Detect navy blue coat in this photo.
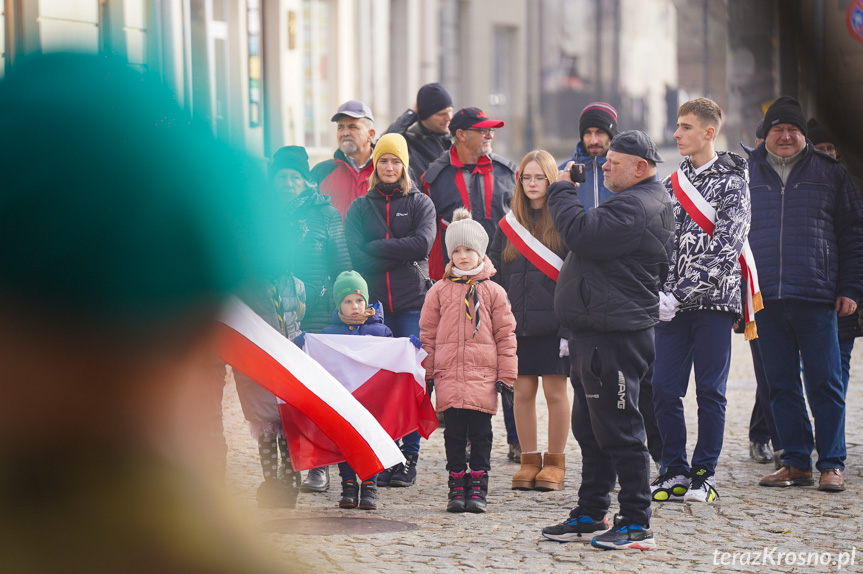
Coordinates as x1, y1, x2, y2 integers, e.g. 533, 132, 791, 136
319, 301, 393, 337
748, 142, 863, 305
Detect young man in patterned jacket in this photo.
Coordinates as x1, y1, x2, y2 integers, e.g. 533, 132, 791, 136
650, 98, 751, 504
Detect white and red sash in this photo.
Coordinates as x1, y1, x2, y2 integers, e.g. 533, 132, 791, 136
670, 168, 763, 340
498, 211, 564, 282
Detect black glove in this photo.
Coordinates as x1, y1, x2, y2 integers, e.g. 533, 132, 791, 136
426, 378, 434, 395
496, 380, 514, 409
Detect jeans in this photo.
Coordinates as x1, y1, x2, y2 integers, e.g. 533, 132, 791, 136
384, 310, 422, 455
337, 462, 377, 484
652, 311, 733, 474
503, 403, 518, 445
756, 300, 845, 471
748, 339, 782, 449
839, 337, 855, 395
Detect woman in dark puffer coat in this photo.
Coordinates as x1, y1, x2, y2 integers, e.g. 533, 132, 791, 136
344, 133, 436, 488
489, 149, 570, 492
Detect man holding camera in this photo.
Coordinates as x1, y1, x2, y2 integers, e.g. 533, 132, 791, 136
541, 131, 674, 550
558, 102, 619, 209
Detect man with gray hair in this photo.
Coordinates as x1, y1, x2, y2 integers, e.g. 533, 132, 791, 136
541, 131, 674, 551
312, 100, 377, 218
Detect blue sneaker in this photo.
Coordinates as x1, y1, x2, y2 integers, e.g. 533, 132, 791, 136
591, 514, 656, 550
541, 507, 610, 543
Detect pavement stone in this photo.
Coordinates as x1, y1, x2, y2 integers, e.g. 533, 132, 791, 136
223, 336, 863, 573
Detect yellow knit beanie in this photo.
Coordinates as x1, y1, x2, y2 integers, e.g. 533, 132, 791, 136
373, 133, 410, 169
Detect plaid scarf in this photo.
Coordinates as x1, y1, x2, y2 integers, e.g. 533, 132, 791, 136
448, 276, 489, 336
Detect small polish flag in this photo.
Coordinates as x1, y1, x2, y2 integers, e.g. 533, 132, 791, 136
217, 297, 405, 480
280, 333, 439, 473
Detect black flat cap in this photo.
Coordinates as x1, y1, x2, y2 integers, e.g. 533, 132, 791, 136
609, 130, 664, 163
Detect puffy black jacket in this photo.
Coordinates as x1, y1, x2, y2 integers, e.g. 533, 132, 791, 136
548, 177, 674, 333
488, 215, 569, 338
285, 188, 352, 333
344, 183, 436, 313
385, 109, 453, 178
748, 142, 863, 305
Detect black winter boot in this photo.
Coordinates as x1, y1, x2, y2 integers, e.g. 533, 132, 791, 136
390, 452, 418, 487
465, 469, 488, 513
277, 435, 300, 507
358, 480, 378, 510
377, 465, 397, 487
339, 480, 359, 509
446, 470, 467, 513
256, 434, 296, 508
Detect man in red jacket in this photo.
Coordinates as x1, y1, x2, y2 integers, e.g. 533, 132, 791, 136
311, 100, 376, 218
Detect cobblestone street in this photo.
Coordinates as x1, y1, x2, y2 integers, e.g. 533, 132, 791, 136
223, 337, 863, 573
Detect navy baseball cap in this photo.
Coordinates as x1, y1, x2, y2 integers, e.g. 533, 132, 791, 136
449, 107, 505, 135
331, 100, 374, 122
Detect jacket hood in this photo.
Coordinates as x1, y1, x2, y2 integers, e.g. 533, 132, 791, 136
706, 151, 748, 180
739, 142, 755, 159
328, 300, 385, 326
443, 255, 497, 281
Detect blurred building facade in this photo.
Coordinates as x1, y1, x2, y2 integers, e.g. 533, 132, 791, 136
4, 1, 858, 176
2, 0, 678, 166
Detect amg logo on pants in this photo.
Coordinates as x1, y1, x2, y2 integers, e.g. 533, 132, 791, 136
617, 371, 626, 409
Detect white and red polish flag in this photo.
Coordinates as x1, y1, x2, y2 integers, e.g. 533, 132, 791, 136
217, 297, 406, 480
280, 333, 439, 472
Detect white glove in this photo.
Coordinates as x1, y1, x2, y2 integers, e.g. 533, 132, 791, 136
559, 338, 570, 358
658, 292, 680, 322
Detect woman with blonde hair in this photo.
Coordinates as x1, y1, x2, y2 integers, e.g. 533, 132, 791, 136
489, 149, 570, 491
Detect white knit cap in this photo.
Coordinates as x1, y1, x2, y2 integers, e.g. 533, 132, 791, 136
445, 208, 488, 260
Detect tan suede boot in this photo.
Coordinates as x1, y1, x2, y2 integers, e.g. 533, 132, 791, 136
534, 452, 565, 491
511, 452, 542, 490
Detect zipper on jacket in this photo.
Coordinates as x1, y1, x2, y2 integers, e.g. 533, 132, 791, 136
778, 184, 785, 299
592, 156, 599, 207
385, 198, 395, 312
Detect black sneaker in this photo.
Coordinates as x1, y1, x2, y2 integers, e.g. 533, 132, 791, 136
358, 480, 378, 510
338, 480, 359, 509
590, 514, 656, 550
541, 507, 610, 542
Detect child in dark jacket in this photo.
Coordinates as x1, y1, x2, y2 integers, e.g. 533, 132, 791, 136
320, 271, 393, 509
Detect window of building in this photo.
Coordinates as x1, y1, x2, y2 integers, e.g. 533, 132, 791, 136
302, 0, 334, 152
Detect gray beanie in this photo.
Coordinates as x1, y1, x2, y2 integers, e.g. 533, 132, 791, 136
445, 208, 488, 260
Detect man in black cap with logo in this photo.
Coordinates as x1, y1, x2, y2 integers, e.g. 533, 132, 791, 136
541, 131, 673, 551
385, 83, 455, 177
750, 96, 863, 493
422, 107, 517, 278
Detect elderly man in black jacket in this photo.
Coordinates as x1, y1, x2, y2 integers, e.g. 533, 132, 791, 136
541, 131, 673, 551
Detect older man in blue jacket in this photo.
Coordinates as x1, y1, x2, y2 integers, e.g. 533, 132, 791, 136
750, 96, 863, 493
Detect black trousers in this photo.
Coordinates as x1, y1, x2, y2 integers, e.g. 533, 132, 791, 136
443, 408, 493, 472
569, 328, 653, 527
639, 363, 664, 464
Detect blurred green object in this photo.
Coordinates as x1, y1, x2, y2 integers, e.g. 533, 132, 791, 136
0, 53, 289, 330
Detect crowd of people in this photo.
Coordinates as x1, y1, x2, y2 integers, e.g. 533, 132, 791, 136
247, 82, 862, 551
3, 51, 860, 565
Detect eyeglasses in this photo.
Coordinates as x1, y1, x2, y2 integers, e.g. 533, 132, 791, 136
520, 175, 548, 183
465, 128, 495, 136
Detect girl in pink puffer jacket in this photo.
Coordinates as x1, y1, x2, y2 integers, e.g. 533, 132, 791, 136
419, 208, 517, 514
